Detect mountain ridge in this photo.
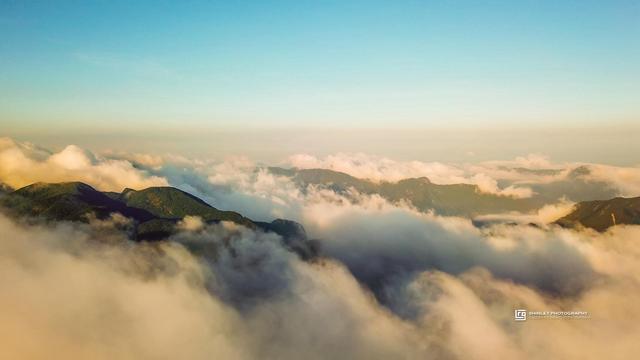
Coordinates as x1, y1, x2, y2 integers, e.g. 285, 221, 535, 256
0, 182, 313, 255
556, 196, 640, 231
268, 167, 539, 216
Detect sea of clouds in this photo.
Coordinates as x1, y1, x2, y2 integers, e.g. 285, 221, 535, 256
1, 137, 640, 359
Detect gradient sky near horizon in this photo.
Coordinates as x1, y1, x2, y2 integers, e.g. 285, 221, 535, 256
1, 1, 639, 164
0, 0, 640, 164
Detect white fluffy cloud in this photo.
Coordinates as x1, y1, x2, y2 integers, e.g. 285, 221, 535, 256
1, 202, 640, 359
0, 138, 168, 191
300, 194, 595, 297
288, 152, 468, 183
471, 173, 534, 199
0, 213, 435, 359
580, 163, 640, 197
473, 200, 576, 226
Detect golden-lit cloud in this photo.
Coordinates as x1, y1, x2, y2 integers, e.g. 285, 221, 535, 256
0, 137, 167, 191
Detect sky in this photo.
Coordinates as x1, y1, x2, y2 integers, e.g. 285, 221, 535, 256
1, 0, 639, 161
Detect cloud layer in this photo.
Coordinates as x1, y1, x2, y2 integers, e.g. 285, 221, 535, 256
1, 138, 640, 359
1, 204, 640, 360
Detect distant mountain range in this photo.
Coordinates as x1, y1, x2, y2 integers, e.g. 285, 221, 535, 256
267, 167, 640, 231
267, 166, 624, 217
556, 196, 640, 231
1, 176, 638, 242
0, 182, 316, 257
269, 167, 540, 216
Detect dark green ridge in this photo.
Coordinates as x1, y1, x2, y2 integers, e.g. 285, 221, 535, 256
556, 197, 640, 231
120, 186, 251, 225
0, 182, 310, 250
0, 182, 156, 223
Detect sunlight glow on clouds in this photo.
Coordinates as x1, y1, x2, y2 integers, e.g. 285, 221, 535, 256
0, 137, 168, 191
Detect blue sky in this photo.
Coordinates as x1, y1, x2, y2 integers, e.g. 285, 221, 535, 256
1, 0, 639, 132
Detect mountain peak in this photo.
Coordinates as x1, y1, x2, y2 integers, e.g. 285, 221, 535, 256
17, 181, 98, 197
567, 165, 592, 179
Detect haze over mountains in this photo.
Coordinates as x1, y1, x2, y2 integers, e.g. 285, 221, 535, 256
269, 167, 536, 216
265, 166, 640, 231
271, 163, 623, 206
1, 136, 639, 231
